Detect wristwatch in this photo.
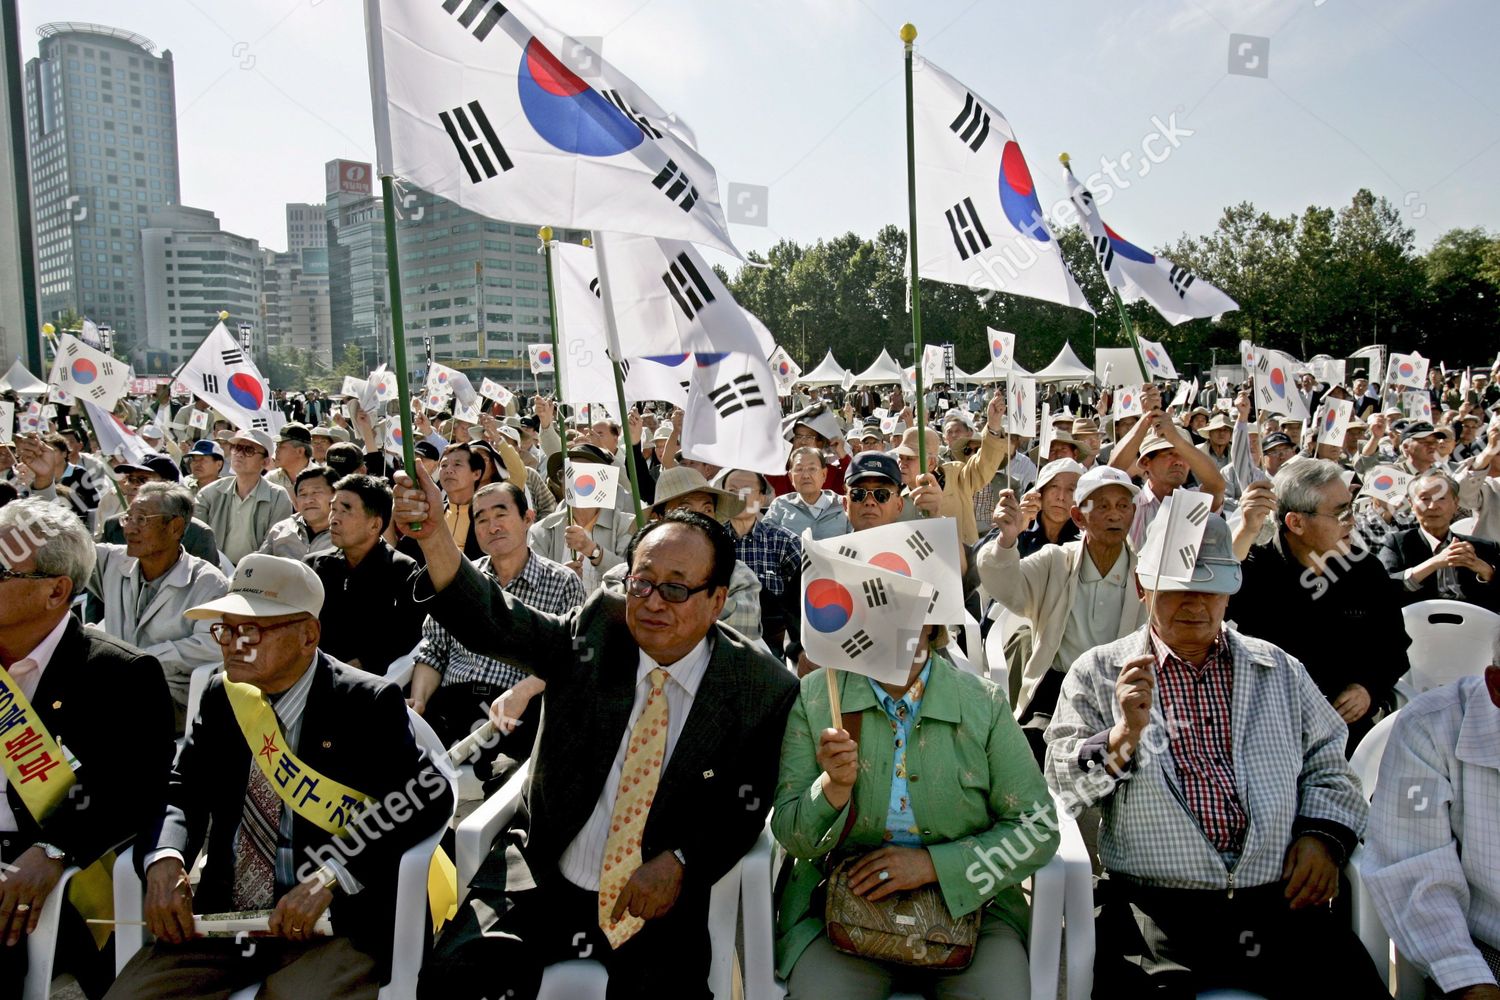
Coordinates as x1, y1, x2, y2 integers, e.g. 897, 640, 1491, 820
672, 848, 687, 867
590, 544, 603, 564
34, 842, 66, 863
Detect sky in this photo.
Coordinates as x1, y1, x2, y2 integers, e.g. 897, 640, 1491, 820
19, 0, 1500, 273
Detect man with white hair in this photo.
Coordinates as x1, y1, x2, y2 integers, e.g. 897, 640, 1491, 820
0, 499, 175, 996
1378, 468, 1500, 612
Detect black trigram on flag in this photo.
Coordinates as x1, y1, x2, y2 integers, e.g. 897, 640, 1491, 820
201, 374, 219, 394
1183, 501, 1210, 527
800, 552, 812, 574
617, 359, 631, 380
651, 160, 699, 213
441, 101, 513, 183
949, 92, 991, 152
63, 341, 79, 358
706, 374, 766, 419
89, 385, 108, 400
603, 89, 662, 139
1167, 264, 1196, 300
837, 545, 858, 560
220, 348, 243, 366
945, 197, 991, 260
250, 417, 270, 432
927, 591, 939, 616
1256, 354, 1272, 374
100, 360, 115, 376
588, 277, 601, 299
440, 0, 508, 42
1091, 235, 1115, 273
905, 532, 934, 560
862, 579, 888, 608
662, 252, 715, 320
841, 630, 874, 658
1177, 544, 1198, 571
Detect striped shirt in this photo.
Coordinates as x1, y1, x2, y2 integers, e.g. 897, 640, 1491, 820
1150, 629, 1248, 857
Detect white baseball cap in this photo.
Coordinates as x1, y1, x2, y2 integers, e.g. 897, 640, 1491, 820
186, 553, 325, 620
1073, 465, 1141, 506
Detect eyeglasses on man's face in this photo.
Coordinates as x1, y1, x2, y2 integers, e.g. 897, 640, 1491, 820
623, 575, 714, 604
209, 619, 305, 646
0, 564, 57, 584
848, 487, 895, 504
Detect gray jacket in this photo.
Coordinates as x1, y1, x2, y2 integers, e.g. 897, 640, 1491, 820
193, 476, 293, 559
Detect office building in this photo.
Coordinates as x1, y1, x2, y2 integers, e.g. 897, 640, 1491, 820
285, 201, 324, 252
139, 204, 261, 370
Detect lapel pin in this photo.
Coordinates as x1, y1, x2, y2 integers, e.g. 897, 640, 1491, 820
51, 701, 62, 710
702, 769, 714, 779
322, 740, 333, 749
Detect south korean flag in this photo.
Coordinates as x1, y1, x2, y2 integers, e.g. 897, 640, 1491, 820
366, 0, 740, 256
826, 517, 966, 625
564, 461, 619, 510
801, 531, 935, 685
681, 351, 784, 475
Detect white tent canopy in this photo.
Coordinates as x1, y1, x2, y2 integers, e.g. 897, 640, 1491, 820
0, 359, 47, 395
852, 348, 906, 385
957, 359, 1032, 382
798, 350, 852, 387
1032, 342, 1093, 383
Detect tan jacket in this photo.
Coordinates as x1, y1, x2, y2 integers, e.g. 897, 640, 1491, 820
936, 429, 1009, 545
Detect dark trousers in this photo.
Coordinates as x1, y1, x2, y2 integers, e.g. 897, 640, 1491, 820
1094, 873, 1390, 999
417, 878, 712, 1000
0, 836, 114, 1000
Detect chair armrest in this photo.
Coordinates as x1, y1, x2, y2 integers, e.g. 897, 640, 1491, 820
1029, 851, 1065, 1000
25, 864, 80, 1000
455, 760, 530, 896
1051, 790, 1096, 1000
112, 848, 142, 976
383, 815, 453, 1000
384, 641, 423, 690
739, 822, 785, 1000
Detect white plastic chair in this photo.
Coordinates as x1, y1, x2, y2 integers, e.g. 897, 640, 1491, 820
1400, 599, 1500, 695
182, 663, 219, 740
983, 604, 1027, 694
453, 759, 741, 999
385, 642, 486, 802
114, 710, 458, 1000
22, 864, 80, 1000
740, 793, 1089, 1000
1451, 516, 1477, 536
1349, 710, 1401, 801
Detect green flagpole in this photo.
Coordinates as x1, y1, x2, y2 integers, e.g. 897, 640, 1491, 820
589, 231, 646, 529
1061, 152, 1150, 384
538, 226, 565, 405
902, 23, 929, 474
379, 174, 421, 525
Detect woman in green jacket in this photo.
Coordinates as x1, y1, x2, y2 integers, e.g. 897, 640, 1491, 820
772, 626, 1058, 998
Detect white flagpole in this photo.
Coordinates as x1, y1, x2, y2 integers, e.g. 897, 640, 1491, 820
591, 232, 646, 527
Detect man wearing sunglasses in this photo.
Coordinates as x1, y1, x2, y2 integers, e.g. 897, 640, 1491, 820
193, 429, 293, 566
0, 499, 174, 998
391, 462, 798, 1000
112, 553, 453, 999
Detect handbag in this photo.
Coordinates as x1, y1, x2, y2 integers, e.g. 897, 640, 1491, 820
821, 709, 980, 970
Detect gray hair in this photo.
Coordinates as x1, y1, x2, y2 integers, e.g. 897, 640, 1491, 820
0, 498, 97, 595
1273, 457, 1346, 522
135, 482, 194, 525
1407, 469, 1459, 503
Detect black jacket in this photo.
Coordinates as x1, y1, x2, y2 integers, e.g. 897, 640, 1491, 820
1229, 533, 1412, 715
417, 559, 799, 907
307, 541, 425, 673
1377, 527, 1500, 612
142, 654, 452, 971
7, 617, 175, 867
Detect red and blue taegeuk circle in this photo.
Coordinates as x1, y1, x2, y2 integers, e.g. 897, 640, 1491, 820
991, 338, 1006, 358
1269, 368, 1287, 397
1324, 409, 1339, 431
227, 373, 264, 410
70, 359, 97, 384
571, 474, 597, 498
537, 350, 552, 365
998, 142, 1050, 243
870, 552, 912, 577
391, 427, 404, 446
1120, 392, 1135, 410
1372, 474, 1394, 491
517, 38, 643, 157
643, 353, 692, 368
804, 579, 854, 634
1104, 223, 1155, 263
777, 361, 792, 377
1144, 349, 1162, 369
1398, 362, 1415, 378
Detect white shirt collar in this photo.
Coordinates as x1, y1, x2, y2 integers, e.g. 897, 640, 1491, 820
638, 634, 712, 698
10, 613, 71, 679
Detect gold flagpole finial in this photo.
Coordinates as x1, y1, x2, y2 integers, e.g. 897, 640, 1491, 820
900, 23, 917, 44
218, 310, 230, 321
582, 236, 593, 248
1058, 152, 1071, 166
538, 225, 553, 243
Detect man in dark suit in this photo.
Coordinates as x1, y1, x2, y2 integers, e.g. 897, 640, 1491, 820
1378, 469, 1500, 612
392, 463, 799, 1000
106, 554, 453, 1000
0, 499, 175, 1000
0, 503, 174, 995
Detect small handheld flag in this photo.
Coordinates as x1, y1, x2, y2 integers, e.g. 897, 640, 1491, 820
564, 461, 619, 510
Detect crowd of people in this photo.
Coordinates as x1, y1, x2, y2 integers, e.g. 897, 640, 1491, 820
1, 352, 1499, 1000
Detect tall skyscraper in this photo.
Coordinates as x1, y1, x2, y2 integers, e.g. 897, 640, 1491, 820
285, 201, 325, 252
1, 2, 39, 374
324, 158, 386, 370
25, 22, 182, 360
138, 204, 261, 370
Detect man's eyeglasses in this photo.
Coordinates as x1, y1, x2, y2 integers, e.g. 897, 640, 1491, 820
624, 575, 714, 604
0, 565, 58, 583
848, 487, 895, 504
1302, 507, 1355, 525
209, 619, 306, 646
229, 444, 264, 456
120, 512, 169, 529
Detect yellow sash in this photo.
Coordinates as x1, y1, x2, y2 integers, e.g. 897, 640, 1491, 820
0, 666, 113, 946
223, 679, 458, 932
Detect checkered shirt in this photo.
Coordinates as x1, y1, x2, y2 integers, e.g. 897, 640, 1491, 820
1046, 624, 1366, 891
734, 518, 802, 599
417, 552, 585, 689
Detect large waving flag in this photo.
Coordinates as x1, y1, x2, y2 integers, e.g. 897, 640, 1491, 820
1064, 160, 1237, 325
83, 400, 151, 464
365, 0, 739, 256
681, 352, 784, 474
592, 232, 775, 359
801, 532, 935, 684
826, 517, 965, 625
46, 334, 129, 409
911, 57, 1091, 312
1253, 348, 1310, 421
178, 323, 286, 433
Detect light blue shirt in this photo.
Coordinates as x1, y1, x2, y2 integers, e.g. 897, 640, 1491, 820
867, 657, 935, 847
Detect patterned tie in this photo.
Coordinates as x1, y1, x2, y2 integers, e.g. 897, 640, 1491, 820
598, 668, 669, 949
231, 756, 281, 910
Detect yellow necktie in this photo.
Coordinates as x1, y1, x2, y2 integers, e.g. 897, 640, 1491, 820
598, 668, 669, 949
446, 503, 470, 548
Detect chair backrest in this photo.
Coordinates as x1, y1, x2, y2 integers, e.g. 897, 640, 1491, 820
1452, 516, 1477, 536
1401, 599, 1500, 693
1348, 710, 1401, 800
407, 706, 461, 791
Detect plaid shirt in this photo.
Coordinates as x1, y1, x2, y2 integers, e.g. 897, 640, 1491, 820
734, 518, 801, 598
1150, 630, 1248, 857
418, 552, 585, 688
1047, 625, 1366, 891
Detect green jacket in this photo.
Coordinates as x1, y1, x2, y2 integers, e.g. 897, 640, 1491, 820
770, 653, 1058, 977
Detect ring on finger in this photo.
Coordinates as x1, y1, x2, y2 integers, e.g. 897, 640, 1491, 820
877, 870, 890, 882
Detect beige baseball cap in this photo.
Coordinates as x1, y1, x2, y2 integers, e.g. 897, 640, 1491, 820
185, 553, 325, 620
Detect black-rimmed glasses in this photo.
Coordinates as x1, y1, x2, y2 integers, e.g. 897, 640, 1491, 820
624, 575, 714, 604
